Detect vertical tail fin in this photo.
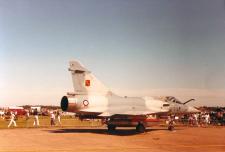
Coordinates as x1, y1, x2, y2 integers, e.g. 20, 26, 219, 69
69, 60, 109, 95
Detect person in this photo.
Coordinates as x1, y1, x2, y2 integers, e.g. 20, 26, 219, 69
0, 110, 4, 119
217, 111, 223, 125
167, 115, 175, 131
33, 108, 39, 127
56, 110, 61, 126
188, 114, 193, 126
8, 112, 17, 128
193, 113, 199, 126
50, 111, 55, 126
25, 110, 30, 127
14, 111, 18, 121
205, 113, 210, 125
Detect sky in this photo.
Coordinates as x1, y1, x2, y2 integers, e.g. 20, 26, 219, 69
0, 0, 225, 106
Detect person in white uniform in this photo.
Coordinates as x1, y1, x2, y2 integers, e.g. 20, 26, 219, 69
56, 110, 61, 126
8, 112, 17, 128
25, 110, 30, 127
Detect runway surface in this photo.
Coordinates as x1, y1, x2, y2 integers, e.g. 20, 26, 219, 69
0, 126, 224, 152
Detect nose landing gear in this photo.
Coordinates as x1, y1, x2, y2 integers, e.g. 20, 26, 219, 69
167, 115, 175, 131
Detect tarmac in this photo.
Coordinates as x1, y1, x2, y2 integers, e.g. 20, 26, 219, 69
0, 126, 224, 152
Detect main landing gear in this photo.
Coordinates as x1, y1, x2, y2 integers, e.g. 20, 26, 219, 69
107, 123, 146, 133
136, 123, 146, 133
107, 124, 116, 132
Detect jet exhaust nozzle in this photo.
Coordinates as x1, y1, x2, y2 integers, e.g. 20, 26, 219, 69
61, 96, 77, 112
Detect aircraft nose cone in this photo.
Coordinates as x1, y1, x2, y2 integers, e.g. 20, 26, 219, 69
187, 106, 200, 113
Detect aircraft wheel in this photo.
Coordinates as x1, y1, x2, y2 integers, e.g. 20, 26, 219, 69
107, 125, 116, 132
168, 125, 174, 131
136, 124, 145, 133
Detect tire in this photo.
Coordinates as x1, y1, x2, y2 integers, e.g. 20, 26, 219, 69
168, 125, 174, 131
136, 124, 145, 133
107, 125, 116, 132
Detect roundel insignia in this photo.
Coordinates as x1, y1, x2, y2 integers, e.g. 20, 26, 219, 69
83, 100, 89, 106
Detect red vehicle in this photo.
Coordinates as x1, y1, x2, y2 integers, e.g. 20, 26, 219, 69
8, 106, 26, 115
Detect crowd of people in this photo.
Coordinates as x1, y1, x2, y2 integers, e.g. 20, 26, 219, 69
1, 107, 225, 128
180, 111, 225, 126
187, 113, 210, 126
0, 108, 62, 128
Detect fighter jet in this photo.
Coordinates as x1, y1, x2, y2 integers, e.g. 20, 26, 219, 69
61, 60, 198, 132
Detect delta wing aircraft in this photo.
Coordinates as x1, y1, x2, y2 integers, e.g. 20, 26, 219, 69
61, 60, 199, 132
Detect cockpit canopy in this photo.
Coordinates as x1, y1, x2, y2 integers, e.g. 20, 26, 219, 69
164, 96, 183, 104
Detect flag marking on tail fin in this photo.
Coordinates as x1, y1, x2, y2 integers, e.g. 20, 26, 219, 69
85, 80, 90, 87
